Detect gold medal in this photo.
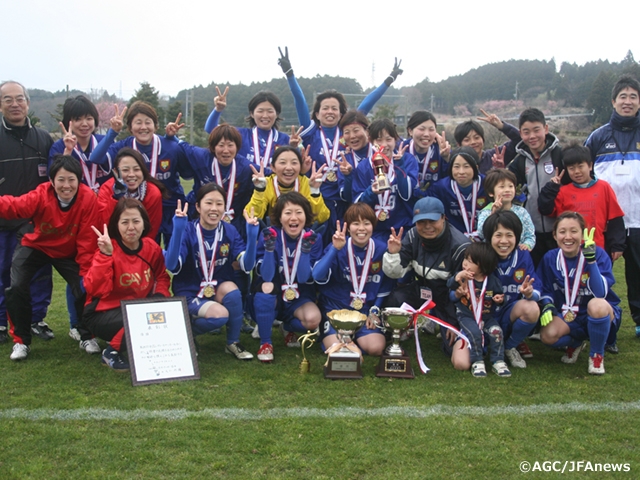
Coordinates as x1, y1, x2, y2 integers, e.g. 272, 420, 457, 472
564, 311, 575, 323
203, 285, 215, 298
352, 298, 364, 310
284, 288, 296, 301
326, 171, 337, 182
223, 215, 231, 223
378, 211, 387, 222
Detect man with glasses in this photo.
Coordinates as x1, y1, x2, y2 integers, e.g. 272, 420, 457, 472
0, 81, 54, 345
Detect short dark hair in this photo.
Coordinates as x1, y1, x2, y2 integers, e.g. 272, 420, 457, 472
369, 119, 399, 141
483, 168, 517, 197
554, 211, 585, 233
464, 242, 498, 276
339, 110, 369, 130
271, 145, 302, 166
482, 210, 523, 247
449, 146, 480, 180
127, 101, 158, 129
612, 74, 640, 101
561, 142, 592, 168
247, 91, 282, 129
113, 147, 168, 199
454, 120, 484, 146
196, 182, 227, 207
49, 155, 82, 181
407, 111, 437, 132
270, 191, 314, 228
518, 108, 546, 128
312, 91, 348, 125
108, 198, 151, 241
61, 95, 99, 131
208, 124, 242, 154
343, 202, 377, 229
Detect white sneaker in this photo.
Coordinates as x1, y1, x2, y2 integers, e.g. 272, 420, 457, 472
492, 360, 512, 377
69, 328, 82, 341
251, 324, 261, 339
505, 347, 527, 368
10, 343, 30, 361
80, 339, 101, 354
561, 341, 586, 364
471, 361, 487, 377
225, 342, 254, 360
588, 353, 605, 375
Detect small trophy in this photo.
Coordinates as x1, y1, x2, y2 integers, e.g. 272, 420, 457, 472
372, 149, 391, 192
324, 310, 367, 379
376, 308, 415, 379
299, 328, 319, 373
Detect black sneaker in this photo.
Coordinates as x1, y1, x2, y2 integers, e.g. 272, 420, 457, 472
31, 322, 55, 340
605, 343, 619, 354
0, 327, 8, 344
101, 346, 129, 372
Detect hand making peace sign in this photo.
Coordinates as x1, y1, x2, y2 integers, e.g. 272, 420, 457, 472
165, 113, 185, 137
59, 122, 77, 155
110, 104, 127, 133
214, 86, 229, 112
91, 224, 113, 256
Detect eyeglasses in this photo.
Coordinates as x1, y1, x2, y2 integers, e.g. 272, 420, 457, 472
1, 96, 27, 106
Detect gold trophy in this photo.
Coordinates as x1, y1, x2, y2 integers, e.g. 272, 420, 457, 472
324, 309, 367, 379
299, 328, 319, 373
375, 307, 415, 379
372, 149, 391, 192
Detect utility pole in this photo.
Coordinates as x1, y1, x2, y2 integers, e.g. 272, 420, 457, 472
190, 89, 194, 144
514, 81, 519, 101
430, 93, 434, 112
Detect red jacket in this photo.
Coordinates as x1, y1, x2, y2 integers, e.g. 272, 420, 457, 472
0, 182, 98, 275
84, 237, 171, 311
97, 178, 162, 240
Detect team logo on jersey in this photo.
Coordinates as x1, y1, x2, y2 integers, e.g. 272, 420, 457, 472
581, 272, 589, 285
513, 269, 525, 283
605, 142, 616, 149
160, 159, 170, 172
370, 261, 381, 273
544, 162, 553, 175
220, 244, 230, 257
477, 197, 487, 208
429, 161, 439, 172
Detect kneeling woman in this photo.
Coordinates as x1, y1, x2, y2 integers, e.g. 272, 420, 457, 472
164, 183, 259, 360
84, 199, 171, 371
313, 203, 394, 356
251, 192, 323, 362
536, 212, 621, 375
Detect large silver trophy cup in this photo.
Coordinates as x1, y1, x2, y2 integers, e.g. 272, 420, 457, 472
376, 307, 415, 379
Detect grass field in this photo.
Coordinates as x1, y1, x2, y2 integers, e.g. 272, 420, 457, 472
1, 258, 639, 479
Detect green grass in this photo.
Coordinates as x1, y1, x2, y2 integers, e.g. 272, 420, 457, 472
1, 260, 639, 479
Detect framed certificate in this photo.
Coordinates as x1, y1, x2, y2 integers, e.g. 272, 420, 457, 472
121, 297, 200, 386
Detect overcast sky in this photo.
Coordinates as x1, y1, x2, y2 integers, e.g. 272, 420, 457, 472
5, 0, 635, 100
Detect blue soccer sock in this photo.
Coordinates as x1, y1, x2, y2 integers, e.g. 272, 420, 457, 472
505, 318, 536, 350
253, 293, 276, 345
222, 290, 243, 345
587, 315, 611, 357
192, 316, 228, 336
286, 317, 307, 334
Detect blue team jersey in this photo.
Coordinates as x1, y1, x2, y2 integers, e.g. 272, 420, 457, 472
105, 135, 193, 206
49, 134, 111, 188
494, 249, 541, 314
255, 227, 323, 301
171, 220, 247, 298
401, 139, 449, 197
426, 177, 489, 236
352, 152, 419, 236
316, 238, 394, 312
300, 123, 345, 202
238, 127, 290, 166
536, 247, 620, 315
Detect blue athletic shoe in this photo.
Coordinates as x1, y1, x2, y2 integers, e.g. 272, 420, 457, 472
636, 326, 640, 338
101, 346, 129, 372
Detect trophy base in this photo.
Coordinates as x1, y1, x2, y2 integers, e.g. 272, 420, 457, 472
324, 352, 363, 380
375, 355, 415, 379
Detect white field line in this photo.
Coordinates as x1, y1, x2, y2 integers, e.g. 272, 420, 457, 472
1, 401, 639, 421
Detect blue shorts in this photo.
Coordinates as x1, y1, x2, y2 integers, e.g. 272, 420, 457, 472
187, 296, 216, 318
496, 302, 518, 338
565, 305, 622, 341
279, 293, 317, 322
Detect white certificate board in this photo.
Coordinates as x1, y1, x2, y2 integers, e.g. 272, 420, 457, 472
122, 297, 200, 386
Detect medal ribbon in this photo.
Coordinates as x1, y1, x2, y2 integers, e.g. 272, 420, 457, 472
196, 223, 221, 298
273, 176, 299, 197
212, 157, 236, 221
411, 140, 435, 184
468, 277, 488, 346
452, 179, 479, 236
132, 134, 161, 177
558, 250, 585, 319
252, 127, 274, 169
281, 233, 303, 301
347, 238, 374, 308
73, 135, 99, 193
319, 127, 340, 181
